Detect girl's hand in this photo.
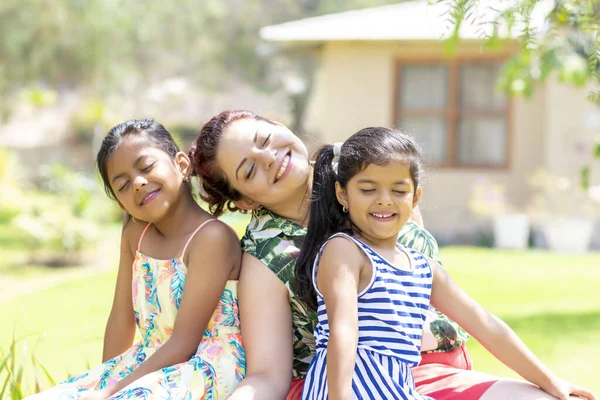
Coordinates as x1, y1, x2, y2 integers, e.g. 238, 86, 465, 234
542, 377, 596, 400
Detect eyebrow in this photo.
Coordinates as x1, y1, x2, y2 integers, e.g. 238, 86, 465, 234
235, 130, 258, 181
110, 155, 147, 184
356, 178, 411, 185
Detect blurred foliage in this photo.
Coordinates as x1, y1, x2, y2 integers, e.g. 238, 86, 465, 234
5, 161, 120, 266
0, 148, 24, 223
437, 0, 600, 187
436, 0, 599, 101
70, 99, 106, 145
169, 124, 200, 150
0, 0, 402, 120
19, 87, 58, 108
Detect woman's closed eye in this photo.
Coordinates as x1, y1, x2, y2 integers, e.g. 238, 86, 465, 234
244, 136, 271, 180
261, 134, 272, 148
359, 188, 376, 194
245, 164, 255, 181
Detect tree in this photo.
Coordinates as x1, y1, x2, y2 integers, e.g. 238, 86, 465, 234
437, 0, 599, 187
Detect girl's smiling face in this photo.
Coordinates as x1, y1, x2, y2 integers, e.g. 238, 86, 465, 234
107, 135, 189, 222
336, 161, 421, 247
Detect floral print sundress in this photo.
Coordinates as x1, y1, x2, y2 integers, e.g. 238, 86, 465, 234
29, 220, 245, 399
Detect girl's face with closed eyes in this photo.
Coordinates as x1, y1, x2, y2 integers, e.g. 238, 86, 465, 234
107, 135, 189, 223
215, 117, 311, 209
336, 161, 421, 248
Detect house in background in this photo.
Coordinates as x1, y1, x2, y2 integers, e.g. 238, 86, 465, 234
260, 0, 600, 247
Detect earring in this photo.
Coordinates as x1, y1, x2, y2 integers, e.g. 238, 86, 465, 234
342, 206, 348, 213
131, 215, 137, 223
183, 175, 189, 183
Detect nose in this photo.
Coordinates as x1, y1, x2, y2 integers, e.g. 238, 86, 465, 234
254, 148, 277, 170
132, 175, 148, 191
377, 191, 393, 206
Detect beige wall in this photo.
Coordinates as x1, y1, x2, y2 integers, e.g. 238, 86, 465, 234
304, 41, 588, 242
544, 79, 600, 177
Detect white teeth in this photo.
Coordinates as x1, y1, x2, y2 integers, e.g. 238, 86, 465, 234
372, 213, 393, 218
275, 154, 290, 181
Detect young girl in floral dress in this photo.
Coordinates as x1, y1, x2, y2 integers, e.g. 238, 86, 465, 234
28, 119, 245, 399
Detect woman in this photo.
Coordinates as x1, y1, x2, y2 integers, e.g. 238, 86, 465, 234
189, 110, 576, 400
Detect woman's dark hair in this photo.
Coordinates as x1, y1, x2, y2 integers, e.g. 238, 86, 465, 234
188, 110, 279, 217
96, 118, 180, 201
295, 127, 423, 310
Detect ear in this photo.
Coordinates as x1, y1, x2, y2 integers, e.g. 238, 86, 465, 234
175, 151, 192, 179
233, 197, 260, 211
335, 181, 348, 210
412, 186, 422, 208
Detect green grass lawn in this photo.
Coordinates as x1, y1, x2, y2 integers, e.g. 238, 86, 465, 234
2, 229, 599, 396
441, 248, 600, 394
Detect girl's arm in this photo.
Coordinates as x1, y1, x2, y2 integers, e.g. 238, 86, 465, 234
430, 261, 596, 400
227, 253, 293, 400
102, 223, 136, 362
317, 238, 363, 400
100, 220, 241, 397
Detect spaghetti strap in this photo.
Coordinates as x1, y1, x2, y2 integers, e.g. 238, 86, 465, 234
181, 219, 219, 258
138, 222, 153, 252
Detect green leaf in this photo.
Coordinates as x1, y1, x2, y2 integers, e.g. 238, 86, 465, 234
581, 166, 590, 189
0, 348, 12, 376
0, 373, 10, 400
31, 356, 42, 394
587, 91, 600, 104
32, 356, 56, 388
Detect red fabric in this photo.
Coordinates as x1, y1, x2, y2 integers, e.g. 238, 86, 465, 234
414, 345, 498, 400
286, 379, 304, 400
419, 343, 474, 370
286, 346, 498, 400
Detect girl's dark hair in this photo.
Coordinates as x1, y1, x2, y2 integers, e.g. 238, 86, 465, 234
188, 110, 279, 217
295, 127, 423, 310
97, 118, 180, 201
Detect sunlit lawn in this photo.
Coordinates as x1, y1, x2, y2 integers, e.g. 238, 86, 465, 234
2, 216, 599, 395
441, 248, 600, 394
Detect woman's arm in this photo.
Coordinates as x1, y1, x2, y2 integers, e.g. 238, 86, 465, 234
317, 238, 363, 400
101, 220, 241, 397
102, 223, 136, 362
227, 253, 293, 400
430, 261, 596, 400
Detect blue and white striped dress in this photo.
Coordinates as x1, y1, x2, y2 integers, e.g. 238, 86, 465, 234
302, 233, 434, 400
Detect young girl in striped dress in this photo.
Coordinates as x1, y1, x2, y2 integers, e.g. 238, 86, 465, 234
295, 127, 595, 400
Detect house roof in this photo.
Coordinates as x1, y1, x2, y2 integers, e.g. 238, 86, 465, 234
260, 0, 553, 44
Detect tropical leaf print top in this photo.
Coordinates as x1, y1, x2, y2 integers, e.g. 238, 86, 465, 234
241, 208, 468, 379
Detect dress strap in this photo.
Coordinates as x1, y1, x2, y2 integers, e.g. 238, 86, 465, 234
312, 232, 377, 298
181, 219, 219, 259
138, 222, 153, 252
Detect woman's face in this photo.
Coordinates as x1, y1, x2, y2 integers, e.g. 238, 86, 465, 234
216, 117, 311, 209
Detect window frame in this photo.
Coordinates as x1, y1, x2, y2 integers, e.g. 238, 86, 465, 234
392, 56, 513, 169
